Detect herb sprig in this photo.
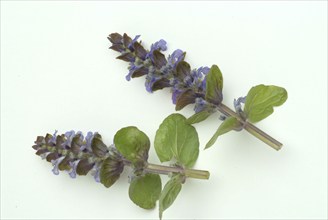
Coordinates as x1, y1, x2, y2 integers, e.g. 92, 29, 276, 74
32, 114, 209, 219
108, 33, 288, 150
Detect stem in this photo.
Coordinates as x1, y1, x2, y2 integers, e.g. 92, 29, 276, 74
145, 163, 210, 180
217, 103, 283, 151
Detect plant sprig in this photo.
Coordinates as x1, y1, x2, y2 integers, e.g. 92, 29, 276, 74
108, 33, 288, 150
32, 114, 209, 219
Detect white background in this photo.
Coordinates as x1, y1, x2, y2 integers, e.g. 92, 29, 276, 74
1, 1, 327, 219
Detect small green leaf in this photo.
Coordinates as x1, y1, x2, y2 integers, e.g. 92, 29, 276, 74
205, 65, 223, 105
159, 175, 182, 220
114, 126, 150, 163
187, 109, 213, 124
100, 157, 124, 188
129, 173, 162, 209
244, 84, 288, 123
205, 117, 242, 149
154, 114, 199, 168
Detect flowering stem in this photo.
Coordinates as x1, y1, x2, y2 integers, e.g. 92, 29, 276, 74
217, 103, 283, 151
145, 163, 210, 180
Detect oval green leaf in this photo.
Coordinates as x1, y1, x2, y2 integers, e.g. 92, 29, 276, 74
244, 84, 288, 123
205, 117, 242, 149
154, 113, 199, 168
205, 65, 223, 105
114, 126, 150, 163
159, 175, 182, 220
129, 173, 162, 209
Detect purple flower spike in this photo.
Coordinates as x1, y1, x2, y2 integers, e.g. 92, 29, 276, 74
33, 131, 125, 188
108, 33, 215, 112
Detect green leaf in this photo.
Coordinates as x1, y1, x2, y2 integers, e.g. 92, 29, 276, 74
244, 84, 288, 123
114, 126, 150, 163
159, 175, 182, 220
100, 156, 124, 188
205, 117, 242, 149
154, 113, 199, 168
129, 173, 162, 209
187, 109, 213, 124
205, 65, 223, 105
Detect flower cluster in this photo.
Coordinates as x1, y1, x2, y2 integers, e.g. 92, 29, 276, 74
108, 33, 212, 113
32, 131, 124, 185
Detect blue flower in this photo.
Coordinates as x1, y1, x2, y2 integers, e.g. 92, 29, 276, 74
63, 130, 75, 148
151, 39, 167, 52
145, 39, 167, 61
51, 156, 65, 175
144, 66, 158, 93
234, 96, 246, 113
145, 75, 159, 93
40, 152, 50, 160
128, 35, 140, 50
201, 78, 207, 91
219, 114, 227, 121
194, 98, 207, 113
172, 88, 183, 104
84, 131, 96, 152
168, 49, 184, 68
91, 164, 101, 183
126, 63, 138, 81
68, 160, 80, 178
49, 130, 58, 145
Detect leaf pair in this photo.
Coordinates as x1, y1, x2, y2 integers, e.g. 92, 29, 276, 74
205, 84, 288, 149
113, 114, 200, 219
112, 127, 161, 209
154, 114, 199, 219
